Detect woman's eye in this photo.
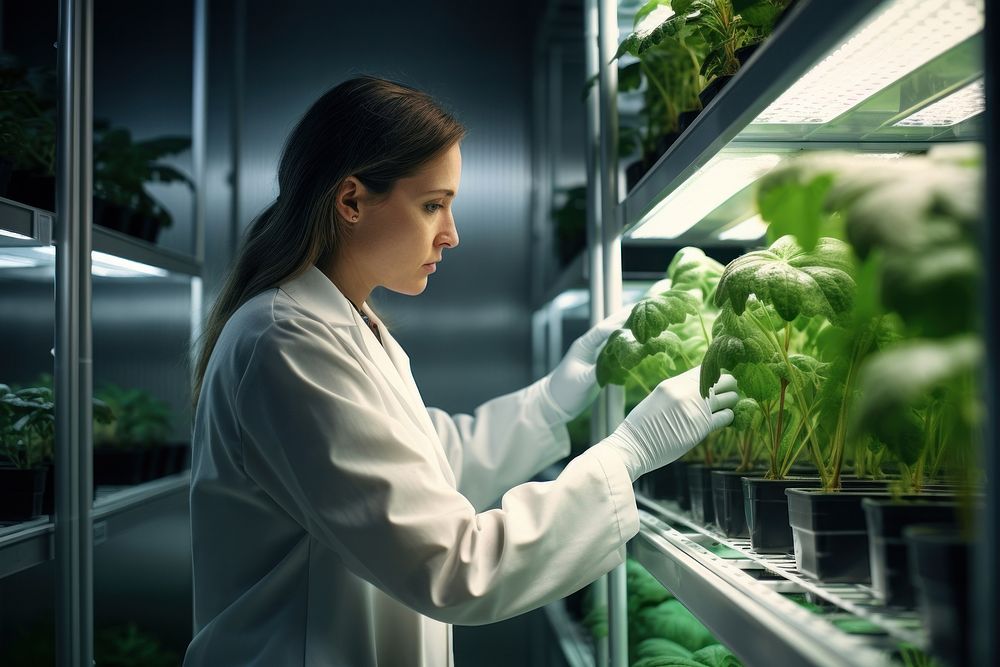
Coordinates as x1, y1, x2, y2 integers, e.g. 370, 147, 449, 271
424, 203, 443, 213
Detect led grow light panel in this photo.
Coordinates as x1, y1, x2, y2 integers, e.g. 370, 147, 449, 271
32, 247, 168, 278
752, 0, 983, 125
629, 154, 781, 239
718, 214, 768, 241
894, 78, 985, 126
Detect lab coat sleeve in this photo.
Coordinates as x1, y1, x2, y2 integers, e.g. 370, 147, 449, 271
235, 317, 639, 626
426, 380, 571, 511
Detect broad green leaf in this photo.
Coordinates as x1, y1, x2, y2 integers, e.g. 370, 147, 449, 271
596, 329, 646, 386
634, 0, 673, 29
691, 644, 742, 667
758, 172, 837, 251
733, 362, 780, 403
668, 246, 725, 299
619, 61, 643, 91
627, 291, 700, 343
631, 658, 705, 667
738, 4, 784, 28
714, 235, 857, 326
850, 336, 983, 465
731, 397, 762, 431
636, 638, 694, 660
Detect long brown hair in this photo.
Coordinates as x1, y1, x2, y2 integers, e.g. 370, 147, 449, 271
193, 76, 466, 403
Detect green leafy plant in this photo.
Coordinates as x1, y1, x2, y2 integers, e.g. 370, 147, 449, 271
1, 381, 114, 469
95, 623, 180, 667
0, 52, 57, 176
552, 185, 587, 267
93, 120, 193, 231
757, 147, 984, 492
94, 385, 172, 449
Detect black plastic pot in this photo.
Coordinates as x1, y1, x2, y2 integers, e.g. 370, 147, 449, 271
734, 43, 760, 67
625, 159, 651, 192
672, 460, 692, 510
786, 485, 895, 583
94, 447, 146, 486
712, 470, 761, 537
677, 109, 701, 134
93, 197, 132, 234
906, 526, 974, 667
688, 464, 729, 525
743, 476, 821, 553
0, 155, 13, 193
644, 464, 679, 500
128, 213, 160, 243
0, 466, 47, 521
6, 170, 55, 211
41, 465, 97, 515
862, 497, 960, 608
698, 75, 734, 108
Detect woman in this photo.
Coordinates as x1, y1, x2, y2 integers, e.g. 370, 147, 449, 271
185, 76, 737, 666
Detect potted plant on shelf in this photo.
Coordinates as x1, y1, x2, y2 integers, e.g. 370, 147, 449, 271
0, 52, 57, 211
0, 384, 53, 521
612, 2, 708, 191
92, 121, 193, 244
596, 247, 724, 514
93, 385, 173, 485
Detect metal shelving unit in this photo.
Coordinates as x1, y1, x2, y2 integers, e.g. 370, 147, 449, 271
584, 1, 991, 666
545, 599, 596, 667
633, 493, 930, 667
0, 197, 202, 277
0, 472, 190, 580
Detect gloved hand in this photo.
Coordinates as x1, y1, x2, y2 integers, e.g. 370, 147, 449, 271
594, 366, 738, 481
542, 305, 633, 420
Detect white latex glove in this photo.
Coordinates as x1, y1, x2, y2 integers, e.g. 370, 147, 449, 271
542, 305, 633, 420
593, 366, 738, 482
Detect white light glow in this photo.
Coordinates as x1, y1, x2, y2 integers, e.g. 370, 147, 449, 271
0, 255, 40, 269
0, 228, 33, 240
895, 78, 985, 126
630, 154, 781, 239
553, 289, 589, 313
753, 0, 983, 125
32, 246, 168, 278
718, 214, 768, 241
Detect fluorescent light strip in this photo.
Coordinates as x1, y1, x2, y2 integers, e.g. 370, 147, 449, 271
0, 255, 40, 268
718, 214, 768, 241
753, 0, 983, 125
32, 246, 168, 278
0, 228, 33, 240
630, 154, 781, 239
895, 78, 985, 126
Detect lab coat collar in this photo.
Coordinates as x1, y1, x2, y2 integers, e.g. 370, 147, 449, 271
279, 266, 443, 449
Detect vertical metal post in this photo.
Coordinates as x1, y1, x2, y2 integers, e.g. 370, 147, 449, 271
230, 0, 245, 271
583, 0, 608, 664
976, 0, 997, 662
530, 23, 552, 308
55, 0, 93, 665
193, 0, 207, 266
596, 1, 627, 666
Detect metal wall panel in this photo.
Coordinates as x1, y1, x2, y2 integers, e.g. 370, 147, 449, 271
237, 0, 543, 413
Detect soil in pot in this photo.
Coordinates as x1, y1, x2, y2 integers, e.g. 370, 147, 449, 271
698, 75, 734, 108
712, 469, 762, 538
787, 486, 903, 583
0, 466, 47, 521
862, 497, 960, 608
906, 526, 975, 667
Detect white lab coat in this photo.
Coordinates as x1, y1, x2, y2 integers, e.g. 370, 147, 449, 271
184, 266, 639, 666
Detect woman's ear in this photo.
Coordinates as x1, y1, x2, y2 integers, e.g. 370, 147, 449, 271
335, 176, 364, 223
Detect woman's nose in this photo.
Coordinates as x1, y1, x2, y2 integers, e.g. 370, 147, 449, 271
439, 214, 459, 249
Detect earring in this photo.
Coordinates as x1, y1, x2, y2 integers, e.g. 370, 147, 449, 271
351, 214, 359, 222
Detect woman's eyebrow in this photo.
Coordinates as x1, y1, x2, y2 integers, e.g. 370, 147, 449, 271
422, 189, 455, 196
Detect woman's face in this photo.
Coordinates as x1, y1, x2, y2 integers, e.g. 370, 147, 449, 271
342, 143, 461, 299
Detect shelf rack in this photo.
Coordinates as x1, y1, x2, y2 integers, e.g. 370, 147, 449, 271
0, 473, 191, 580
0, 196, 202, 277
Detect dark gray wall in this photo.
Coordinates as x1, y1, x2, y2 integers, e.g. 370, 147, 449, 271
233, 0, 544, 414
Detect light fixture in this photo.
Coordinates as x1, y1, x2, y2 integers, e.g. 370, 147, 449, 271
753, 0, 983, 125
718, 214, 768, 241
894, 78, 985, 126
0, 228, 33, 240
33, 246, 168, 278
0, 255, 40, 269
629, 154, 781, 239
553, 289, 589, 313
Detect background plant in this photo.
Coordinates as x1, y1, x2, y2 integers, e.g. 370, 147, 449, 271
94, 385, 172, 449
0, 52, 57, 175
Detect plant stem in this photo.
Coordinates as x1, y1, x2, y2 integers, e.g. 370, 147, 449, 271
625, 368, 653, 395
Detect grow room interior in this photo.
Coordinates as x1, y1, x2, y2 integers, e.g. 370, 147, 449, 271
0, 0, 996, 666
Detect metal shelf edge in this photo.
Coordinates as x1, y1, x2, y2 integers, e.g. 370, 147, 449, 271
634, 513, 898, 667
544, 599, 595, 667
620, 0, 882, 233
